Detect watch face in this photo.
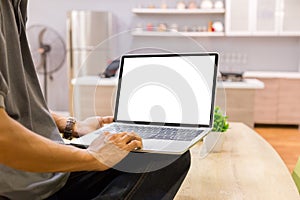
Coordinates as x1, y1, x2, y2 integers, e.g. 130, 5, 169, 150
68, 117, 76, 123
63, 131, 73, 140
63, 117, 76, 140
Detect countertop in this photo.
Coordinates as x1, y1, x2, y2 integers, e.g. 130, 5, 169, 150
72, 76, 264, 89
71, 76, 117, 86
218, 78, 264, 89
245, 71, 300, 79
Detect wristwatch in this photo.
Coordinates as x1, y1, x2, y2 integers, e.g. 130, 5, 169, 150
63, 117, 76, 140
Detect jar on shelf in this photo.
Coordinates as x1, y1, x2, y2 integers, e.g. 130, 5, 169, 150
191, 26, 197, 32
177, 1, 186, 9
157, 23, 168, 32
208, 21, 214, 32
161, 1, 168, 9
146, 23, 154, 31
170, 23, 179, 32
182, 25, 189, 32
188, 0, 198, 9
135, 23, 143, 32
198, 26, 207, 32
148, 4, 156, 9
214, 0, 224, 9
201, 0, 213, 9
212, 21, 224, 32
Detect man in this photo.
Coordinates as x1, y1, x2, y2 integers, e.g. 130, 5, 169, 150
0, 0, 190, 199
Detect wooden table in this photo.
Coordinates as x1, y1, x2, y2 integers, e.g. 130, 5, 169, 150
175, 123, 300, 200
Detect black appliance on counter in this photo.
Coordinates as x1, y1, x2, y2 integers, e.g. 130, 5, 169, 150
220, 71, 244, 82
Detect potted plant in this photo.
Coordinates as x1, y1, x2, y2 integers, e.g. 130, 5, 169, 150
203, 106, 229, 153
212, 106, 229, 132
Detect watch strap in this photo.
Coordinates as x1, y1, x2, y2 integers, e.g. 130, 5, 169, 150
63, 117, 76, 140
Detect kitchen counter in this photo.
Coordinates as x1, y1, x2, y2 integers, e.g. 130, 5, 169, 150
72, 76, 263, 127
218, 78, 264, 89
71, 76, 117, 86
216, 79, 264, 128
72, 76, 264, 89
245, 71, 300, 79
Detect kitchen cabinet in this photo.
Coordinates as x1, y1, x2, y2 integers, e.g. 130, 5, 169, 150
225, 0, 252, 35
253, 0, 278, 35
253, 78, 279, 123
281, 0, 300, 35
226, 0, 300, 36
73, 85, 115, 120
223, 89, 256, 128
217, 79, 264, 128
245, 72, 300, 125
72, 77, 117, 120
277, 79, 300, 124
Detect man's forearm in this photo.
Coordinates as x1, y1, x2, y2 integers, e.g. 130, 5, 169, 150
51, 111, 67, 133
0, 109, 107, 172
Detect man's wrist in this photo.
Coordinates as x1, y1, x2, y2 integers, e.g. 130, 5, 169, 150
63, 117, 77, 140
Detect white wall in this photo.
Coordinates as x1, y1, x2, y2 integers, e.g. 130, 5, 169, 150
27, 0, 300, 112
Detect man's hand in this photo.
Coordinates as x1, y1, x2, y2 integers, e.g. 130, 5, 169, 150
51, 112, 113, 138
75, 116, 114, 137
87, 132, 143, 169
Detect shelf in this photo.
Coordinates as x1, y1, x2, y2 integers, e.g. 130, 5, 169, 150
132, 8, 225, 14
131, 30, 225, 37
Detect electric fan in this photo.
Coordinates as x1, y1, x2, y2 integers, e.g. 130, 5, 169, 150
27, 25, 66, 102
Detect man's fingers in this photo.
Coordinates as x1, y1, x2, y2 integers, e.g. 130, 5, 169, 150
130, 132, 142, 142
120, 132, 143, 151
104, 131, 110, 136
100, 116, 114, 124
107, 132, 143, 151
119, 132, 142, 144
125, 139, 143, 151
106, 132, 126, 141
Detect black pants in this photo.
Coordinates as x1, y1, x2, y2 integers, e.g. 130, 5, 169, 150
46, 151, 191, 200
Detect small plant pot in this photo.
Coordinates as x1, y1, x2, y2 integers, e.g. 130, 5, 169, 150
203, 131, 225, 153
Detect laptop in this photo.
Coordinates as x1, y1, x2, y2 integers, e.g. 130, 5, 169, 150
72, 52, 219, 154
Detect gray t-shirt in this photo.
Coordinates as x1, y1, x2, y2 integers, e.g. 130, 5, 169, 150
0, 0, 69, 199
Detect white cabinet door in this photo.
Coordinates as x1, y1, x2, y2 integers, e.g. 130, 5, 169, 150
281, 0, 300, 35
226, 0, 300, 36
226, 0, 252, 35
253, 0, 280, 35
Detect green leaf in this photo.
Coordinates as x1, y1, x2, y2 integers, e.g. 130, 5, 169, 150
212, 106, 229, 132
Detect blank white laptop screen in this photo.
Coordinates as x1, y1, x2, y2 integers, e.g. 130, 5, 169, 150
116, 54, 217, 127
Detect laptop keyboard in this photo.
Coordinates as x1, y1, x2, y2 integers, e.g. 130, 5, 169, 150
101, 124, 203, 141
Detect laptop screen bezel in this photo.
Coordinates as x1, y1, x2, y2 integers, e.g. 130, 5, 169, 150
113, 52, 219, 128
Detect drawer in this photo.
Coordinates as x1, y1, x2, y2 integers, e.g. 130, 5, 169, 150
253, 78, 279, 124
257, 78, 280, 89
277, 104, 300, 124
277, 79, 300, 124
254, 78, 279, 104
254, 92, 277, 124
254, 110, 277, 124
226, 89, 255, 109
226, 108, 254, 127
224, 89, 255, 127
279, 79, 300, 99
